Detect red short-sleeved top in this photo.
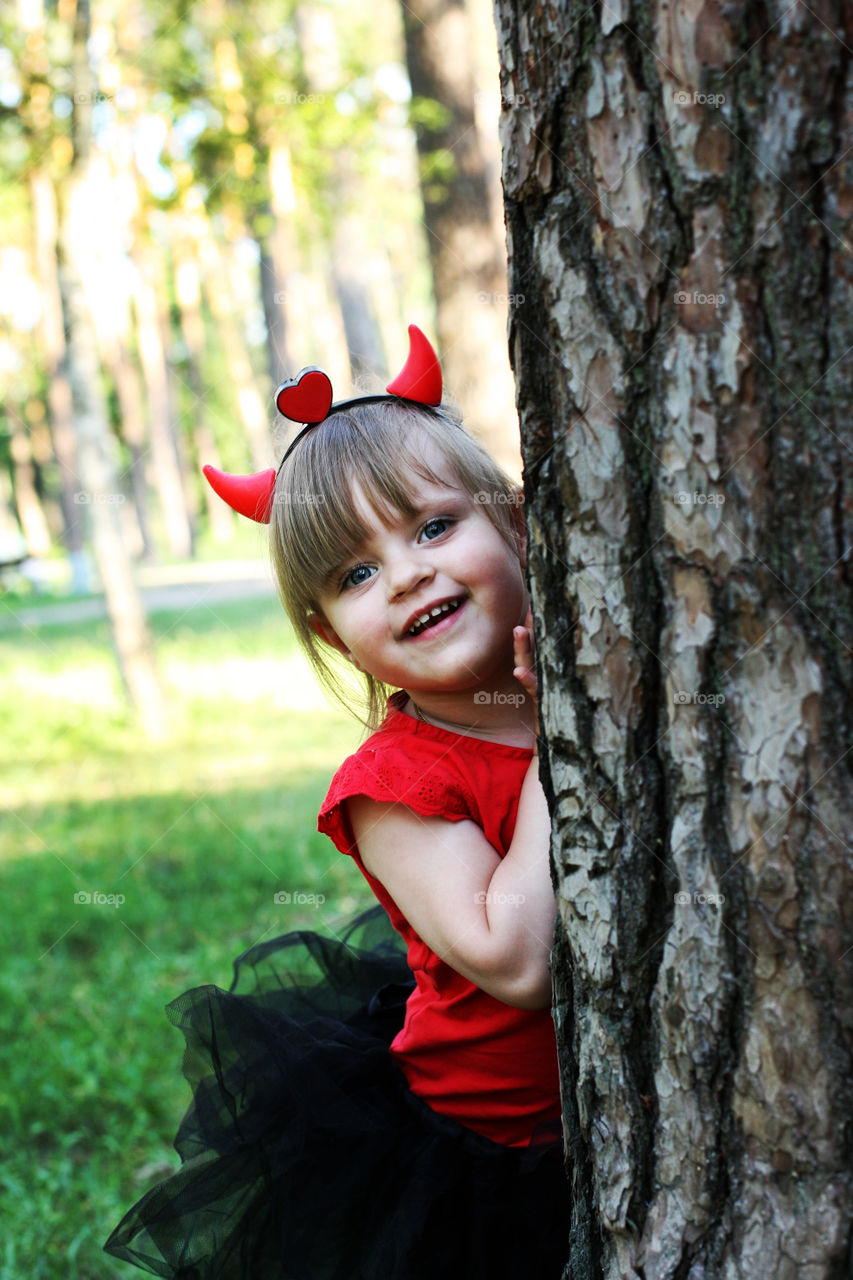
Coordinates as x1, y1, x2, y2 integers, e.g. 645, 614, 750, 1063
317, 690, 562, 1148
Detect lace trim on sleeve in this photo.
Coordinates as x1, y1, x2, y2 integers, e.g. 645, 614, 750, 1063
318, 741, 474, 855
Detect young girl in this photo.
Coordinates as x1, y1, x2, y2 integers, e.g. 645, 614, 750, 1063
104, 325, 571, 1279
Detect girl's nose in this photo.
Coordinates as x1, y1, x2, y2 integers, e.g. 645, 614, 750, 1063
386, 551, 434, 600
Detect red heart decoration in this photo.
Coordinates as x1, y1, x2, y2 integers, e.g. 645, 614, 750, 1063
275, 367, 333, 424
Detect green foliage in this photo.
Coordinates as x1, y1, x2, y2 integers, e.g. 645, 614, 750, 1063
0, 0, 433, 566
0, 596, 371, 1277
408, 94, 453, 136
418, 147, 459, 206
110, 0, 408, 227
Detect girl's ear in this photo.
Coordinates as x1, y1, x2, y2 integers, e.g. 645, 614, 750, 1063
308, 612, 364, 670
308, 612, 349, 657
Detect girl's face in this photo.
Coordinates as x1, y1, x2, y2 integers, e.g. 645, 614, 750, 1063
309, 455, 528, 699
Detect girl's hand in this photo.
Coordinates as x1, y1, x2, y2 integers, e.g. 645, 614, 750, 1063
513, 608, 540, 746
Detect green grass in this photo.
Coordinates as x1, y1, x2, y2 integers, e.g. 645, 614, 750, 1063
0, 595, 372, 1278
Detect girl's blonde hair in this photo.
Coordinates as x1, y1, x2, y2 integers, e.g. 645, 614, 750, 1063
270, 400, 524, 732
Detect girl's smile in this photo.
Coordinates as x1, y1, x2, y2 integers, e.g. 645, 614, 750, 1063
402, 596, 466, 641
308, 456, 532, 734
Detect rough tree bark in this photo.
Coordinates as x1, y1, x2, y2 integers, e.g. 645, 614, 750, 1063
493, 2, 853, 1277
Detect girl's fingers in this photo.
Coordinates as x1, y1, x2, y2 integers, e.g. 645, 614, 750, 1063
512, 625, 532, 667
513, 620, 535, 663
513, 619, 540, 739
513, 625, 537, 695
513, 667, 536, 697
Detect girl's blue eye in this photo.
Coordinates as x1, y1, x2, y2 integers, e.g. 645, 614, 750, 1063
421, 518, 449, 540
341, 564, 375, 590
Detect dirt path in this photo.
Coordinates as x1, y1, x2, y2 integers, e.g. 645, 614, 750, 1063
0, 560, 276, 631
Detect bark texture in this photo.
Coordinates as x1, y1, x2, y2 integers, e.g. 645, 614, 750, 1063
493, 2, 853, 1276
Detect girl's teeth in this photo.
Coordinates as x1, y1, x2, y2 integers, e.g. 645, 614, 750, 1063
409, 600, 458, 635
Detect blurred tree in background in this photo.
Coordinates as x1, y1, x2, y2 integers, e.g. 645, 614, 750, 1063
0, 0, 520, 729
400, 0, 519, 473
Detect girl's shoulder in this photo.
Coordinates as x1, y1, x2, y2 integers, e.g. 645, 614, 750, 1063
318, 692, 533, 853
322, 706, 475, 829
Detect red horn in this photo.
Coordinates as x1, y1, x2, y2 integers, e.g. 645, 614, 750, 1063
203, 464, 276, 524
386, 324, 442, 405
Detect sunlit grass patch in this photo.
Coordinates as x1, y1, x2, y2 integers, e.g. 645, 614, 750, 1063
0, 595, 372, 1277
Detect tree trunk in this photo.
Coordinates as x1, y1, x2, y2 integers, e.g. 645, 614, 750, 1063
29, 168, 91, 592
19, 0, 91, 591
23, 399, 64, 545
131, 239, 194, 559
251, 148, 298, 385
493, 3, 853, 1277
295, 5, 388, 385
8, 407, 52, 556
331, 193, 389, 383
173, 232, 234, 545
194, 203, 276, 472
61, 0, 168, 740
99, 111, 160, 564
399, 0, 521, 477
100, 335, 157, 563
263, 140, 299, 381
255, 210, 290, 384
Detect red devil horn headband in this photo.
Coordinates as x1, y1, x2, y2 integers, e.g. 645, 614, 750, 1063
202, 324, 442, 525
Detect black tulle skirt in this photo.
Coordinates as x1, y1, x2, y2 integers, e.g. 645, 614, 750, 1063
104, 906, 572, 1279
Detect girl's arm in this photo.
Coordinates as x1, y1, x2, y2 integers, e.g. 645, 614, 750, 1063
347, 610, 555, 1011
348, 611, 555, 1008
346, 767, 555, 1009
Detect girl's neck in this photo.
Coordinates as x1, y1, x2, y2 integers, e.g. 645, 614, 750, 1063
400, 690, 536, 749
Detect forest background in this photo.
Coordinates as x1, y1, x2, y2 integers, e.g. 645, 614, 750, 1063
0, 0, 520, 1275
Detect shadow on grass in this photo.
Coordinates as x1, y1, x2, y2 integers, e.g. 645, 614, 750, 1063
1, 770, 378, 1280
